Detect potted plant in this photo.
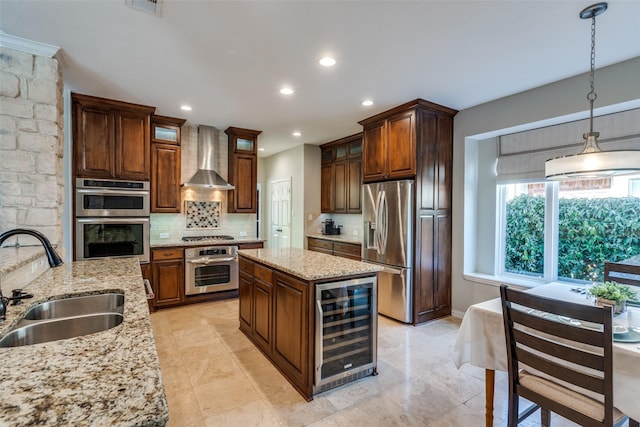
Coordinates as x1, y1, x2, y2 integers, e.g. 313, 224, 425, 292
588, 281, 638, 314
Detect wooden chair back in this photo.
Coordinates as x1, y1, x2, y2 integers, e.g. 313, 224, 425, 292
500, 284, 614, 427
604, 260, 640, 288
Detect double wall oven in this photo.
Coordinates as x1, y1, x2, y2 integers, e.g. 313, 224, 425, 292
75, 178, 150, 263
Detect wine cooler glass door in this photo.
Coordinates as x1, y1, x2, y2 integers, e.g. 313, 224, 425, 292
315, 277, 377, 392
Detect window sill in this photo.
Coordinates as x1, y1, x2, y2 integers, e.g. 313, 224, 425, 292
463, 272, 559, 290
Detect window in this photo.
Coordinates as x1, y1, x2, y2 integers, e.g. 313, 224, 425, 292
498, 174, 640, 284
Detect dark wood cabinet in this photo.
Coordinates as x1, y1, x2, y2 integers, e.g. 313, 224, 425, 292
225, 127, 262, 213
238, 257, 254, 333
320, 133, 362, 214
151, 115, 185, 213
151, 248, 184, 307
307, 237, 361, 261
360, 108, 416, 183
239, 257, 273, 354
253, 263, 273, 353
359, 99, 457, 324
272, 272, 310, 395
72, 93, 155, 181
237, 257, 312, 399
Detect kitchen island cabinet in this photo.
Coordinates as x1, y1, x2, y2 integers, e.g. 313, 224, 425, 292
0, 256, 168, 426
237, 247, 381, 401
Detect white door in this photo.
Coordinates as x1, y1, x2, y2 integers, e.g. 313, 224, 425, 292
270, 178, 291, 248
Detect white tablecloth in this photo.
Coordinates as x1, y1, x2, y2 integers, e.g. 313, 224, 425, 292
453, 283, 640, 421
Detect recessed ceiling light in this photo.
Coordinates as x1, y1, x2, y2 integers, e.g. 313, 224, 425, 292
292, 131, 302, 137
319, 57, 336, 67
180, 105, 192, 111
280, 87, 294, 95
361, 100, 374, 106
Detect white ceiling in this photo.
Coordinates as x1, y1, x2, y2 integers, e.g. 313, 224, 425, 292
2, 0, 639, 157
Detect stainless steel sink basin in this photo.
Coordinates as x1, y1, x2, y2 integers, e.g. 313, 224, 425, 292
23, 293, 125, 320
0, 312, 124, 347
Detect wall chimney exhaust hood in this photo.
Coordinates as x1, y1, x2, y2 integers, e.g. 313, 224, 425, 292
182, 125, 234, 190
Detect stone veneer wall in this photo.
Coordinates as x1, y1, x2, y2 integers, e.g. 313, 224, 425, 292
0, 46, 64, 246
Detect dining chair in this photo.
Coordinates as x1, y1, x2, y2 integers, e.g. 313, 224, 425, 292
604, 260, 640, 289
500, 284, 639, 427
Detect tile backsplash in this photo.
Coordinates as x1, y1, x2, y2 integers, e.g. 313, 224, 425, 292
306, 212, 363, 239
185, 201, 221, 229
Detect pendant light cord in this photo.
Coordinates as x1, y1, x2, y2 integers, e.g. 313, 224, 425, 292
587, 13, 597, 134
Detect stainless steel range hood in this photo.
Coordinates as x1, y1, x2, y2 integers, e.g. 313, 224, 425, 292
183, 125, 234, 189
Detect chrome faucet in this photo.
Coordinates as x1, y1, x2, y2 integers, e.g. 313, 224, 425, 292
0, 228, 64, 268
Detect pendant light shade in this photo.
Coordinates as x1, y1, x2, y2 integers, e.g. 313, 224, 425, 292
545, 2, 640, 180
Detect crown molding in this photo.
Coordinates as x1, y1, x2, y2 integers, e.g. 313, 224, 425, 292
0, 29, 59, 58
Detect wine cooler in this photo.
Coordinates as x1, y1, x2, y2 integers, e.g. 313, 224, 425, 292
314, 276, 377, 394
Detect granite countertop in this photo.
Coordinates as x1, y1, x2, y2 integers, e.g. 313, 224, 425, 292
150, 237, 265, 248
0, 258, 168, 426
306, 234, 363, 245
0, 246, 46, 275
238, 247, 381, 281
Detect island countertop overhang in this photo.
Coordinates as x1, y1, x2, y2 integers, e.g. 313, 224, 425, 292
237, 247, 382, 281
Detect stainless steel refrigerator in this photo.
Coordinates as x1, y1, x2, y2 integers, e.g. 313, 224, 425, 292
362, 179, 414, 323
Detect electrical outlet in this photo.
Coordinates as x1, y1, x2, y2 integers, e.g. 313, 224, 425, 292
159, 232, 169, 239
239, 231, 247, 237
352, 230, 358, 236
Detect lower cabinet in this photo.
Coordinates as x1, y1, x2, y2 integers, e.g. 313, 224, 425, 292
272, 272, 310, 393
151, 248, 184, 307
253, 264, 273, 353
238, 257, 313, 400
307, 237, 361, 260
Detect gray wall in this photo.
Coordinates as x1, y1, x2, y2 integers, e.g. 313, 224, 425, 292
452, 56, 640, 315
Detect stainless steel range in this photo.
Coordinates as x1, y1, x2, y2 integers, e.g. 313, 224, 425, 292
184, 245, 238, 295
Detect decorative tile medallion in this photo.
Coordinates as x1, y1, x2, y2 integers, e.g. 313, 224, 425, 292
185, 201, 220, 229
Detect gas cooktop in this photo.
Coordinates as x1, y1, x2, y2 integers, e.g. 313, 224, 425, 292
181, 235, 235, 242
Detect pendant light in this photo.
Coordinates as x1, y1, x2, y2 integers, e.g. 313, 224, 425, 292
545, 2, 640, 180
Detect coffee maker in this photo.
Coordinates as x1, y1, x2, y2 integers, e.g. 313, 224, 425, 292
322, 219, 341, 235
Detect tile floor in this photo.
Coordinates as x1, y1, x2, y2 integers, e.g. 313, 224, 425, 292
150, 299, 631, 427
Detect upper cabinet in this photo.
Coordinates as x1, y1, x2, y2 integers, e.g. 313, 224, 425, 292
360, 108, 416, 183
225, 126, 262, 213
151, 115, 186, 213
72, 93, 155, 181
320, 133, 362, 214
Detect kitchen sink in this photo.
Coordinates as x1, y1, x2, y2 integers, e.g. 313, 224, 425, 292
0, 312, 124, 347
0, 292, 126, 348
23, 293, 124, 320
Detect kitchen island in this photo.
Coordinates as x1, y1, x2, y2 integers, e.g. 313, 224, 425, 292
237, 247, 381, 401
0, 256, 168, 426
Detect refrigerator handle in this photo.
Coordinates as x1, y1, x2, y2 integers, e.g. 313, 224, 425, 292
374, 191, 382, 254
379, 190, 388, 254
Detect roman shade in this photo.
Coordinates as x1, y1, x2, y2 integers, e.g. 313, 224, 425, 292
496, 108, 640, 183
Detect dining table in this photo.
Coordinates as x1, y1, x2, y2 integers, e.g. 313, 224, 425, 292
453, 282, 640, 427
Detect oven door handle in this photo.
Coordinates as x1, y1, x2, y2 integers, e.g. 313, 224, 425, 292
76, 188, 150, 196
187, 257, 237, 265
